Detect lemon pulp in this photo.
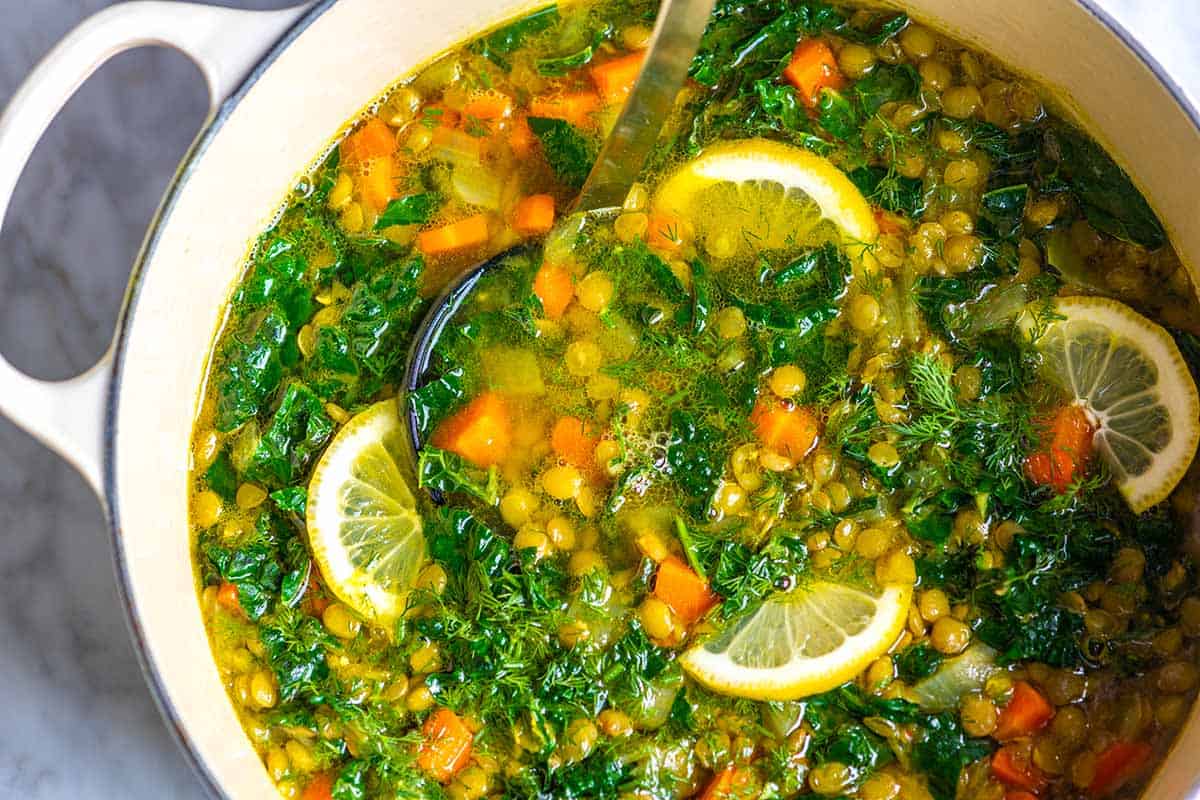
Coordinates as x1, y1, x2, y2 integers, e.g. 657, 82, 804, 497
306, 400, 426, 625
652, 138, 879, 262
680, 582, 911, 701
1023, 295, 1200, 512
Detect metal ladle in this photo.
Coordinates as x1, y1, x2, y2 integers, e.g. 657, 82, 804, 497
400, 0, 718, 457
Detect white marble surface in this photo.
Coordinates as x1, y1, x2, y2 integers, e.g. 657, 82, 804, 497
0, 1, 1195, 798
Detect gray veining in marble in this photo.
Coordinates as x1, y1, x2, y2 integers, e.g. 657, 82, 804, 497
0, 1, 1195, 798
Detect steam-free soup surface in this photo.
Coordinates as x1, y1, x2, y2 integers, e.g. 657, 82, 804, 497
189, 2, 1200, 799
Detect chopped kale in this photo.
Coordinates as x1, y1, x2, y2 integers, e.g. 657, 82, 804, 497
245, 382, 335, 486
374, 192, 441, 229
1043, 123, 1166, 249
528, 117, 596, 189
912, 713, 993, 800
418, 446, 500, 506
896, 642, 945, 682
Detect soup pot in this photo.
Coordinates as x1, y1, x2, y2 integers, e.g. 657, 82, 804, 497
1, 0, 1198, 797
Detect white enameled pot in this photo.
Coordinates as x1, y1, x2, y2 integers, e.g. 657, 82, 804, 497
1, 1, 1198, 797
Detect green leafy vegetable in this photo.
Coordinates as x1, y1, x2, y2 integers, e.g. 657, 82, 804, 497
853, 63, 920, 117
471, 5, 560, 69
245, 383, 335, 486
912, 713, 993, 800
896, 642, 945, 682
848, 165, 924, 218
1044, 123, 1166, 249
816, 89, 858, 140
374, 193, 441, 229
204, 450, 239, 503
215, 305, 295, 431
418, 446, 500, 505
270, 486, 308, 515
528, 117, 596, 189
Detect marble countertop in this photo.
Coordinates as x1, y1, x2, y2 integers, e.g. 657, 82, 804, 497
0, 1, 1195, 798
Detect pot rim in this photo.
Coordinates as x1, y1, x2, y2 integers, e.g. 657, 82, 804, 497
99, 2, 1200, 799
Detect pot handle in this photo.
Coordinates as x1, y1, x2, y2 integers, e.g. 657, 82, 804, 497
0, 1, 312, 496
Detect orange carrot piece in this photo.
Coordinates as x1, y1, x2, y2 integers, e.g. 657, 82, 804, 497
529, 91, 601, 128
217, 582, 241, 614
513, 194, 556, 236
300, 773, 334, 800
532, 262, 575, 319
551, 416, 599, 470
591, 51, 645, 105
1025, 405, 1095, 493
654, 556, 718, 625
645, 212, 688, 254
463, 91, 514, 121
750, 399, 820, 461
431, 392, 512, 468
359, 157, 397, 212
874, 207, 908, 235
417, 214, 491, 257
783, 39, 846, 107
423, 103, 461, 129
508, 116, 536, 158
417, 708, 474, 783
1089, 741, 1154, 797
995, 681, 1056, 740
700, 766, 758, 800
341, 117, 396, 162
992, 744, 1047, 793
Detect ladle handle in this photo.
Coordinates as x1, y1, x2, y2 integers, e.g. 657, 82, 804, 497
572, 0, 718, 212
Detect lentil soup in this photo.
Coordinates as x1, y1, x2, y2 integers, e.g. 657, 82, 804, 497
189, 2, 1200, 799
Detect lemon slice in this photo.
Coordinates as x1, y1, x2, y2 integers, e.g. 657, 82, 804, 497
1022, 296, 1200, 512
306, 400, 426, 625
652, 138, 878, 260
680, 581, 911, 701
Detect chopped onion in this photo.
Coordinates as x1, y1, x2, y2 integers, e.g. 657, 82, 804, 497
632, 676, 681, 730
430, 127, 481, 169
912, 644, 999, 711
452, 165, 504, 210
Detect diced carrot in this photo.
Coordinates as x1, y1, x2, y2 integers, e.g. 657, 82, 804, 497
341, 117, 396, 162
359, 157, 397, 211
654, 556, 718, 625
508, 115, 536, 158
300, 773, 334, 800
783, 38, 846, 107
306, 593, 332, 618
1089, 741, 1154, 797
551, 416, 599, 471
645, 212, 688, 254
700, 766, 758, 800
463, 91, 514, 121
529, 91, 601, 128
217, 582, 241, 614
992, 744, 1047, 793
532, 262, 575, 319
874, 207, 908, 235
1006, 793, 1039, 800
417, 708, 474, 783
994, 681, 1055, 740
423, 103, 461, 129
750, 399, 820, 461
431, 391, 512, 468
417, 214, 491, 257
513, 194, 556, 236
591, 51, 645, 105
1025, 405, 1095, 493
